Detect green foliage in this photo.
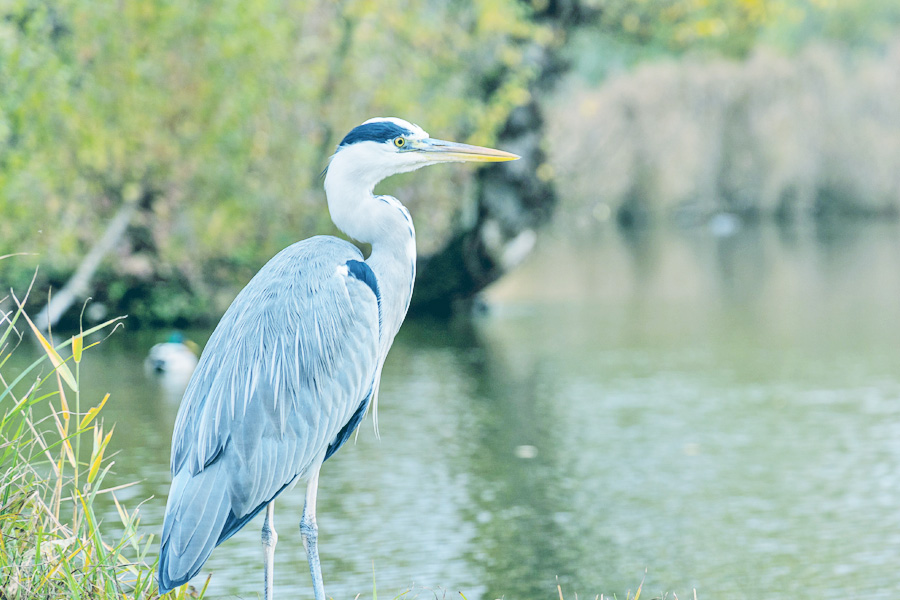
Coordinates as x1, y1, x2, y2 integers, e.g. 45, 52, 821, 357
566, 0, 785, 84
0, 0, 545, 324
586, 0, 781, 55
570, 0, 900, 83
762, 0, 900, 49
0, 280, 204, 598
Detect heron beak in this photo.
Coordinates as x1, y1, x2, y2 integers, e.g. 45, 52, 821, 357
413, 138, 520, 163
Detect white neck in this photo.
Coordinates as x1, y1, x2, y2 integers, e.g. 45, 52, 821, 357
324, 145, 417, 344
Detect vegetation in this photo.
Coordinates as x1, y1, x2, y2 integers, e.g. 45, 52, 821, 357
0, 0, 547, 326
571, 0, 900, 81
2, 0, 899, 325
0, 277, 203, 599
549, 41, 900, 224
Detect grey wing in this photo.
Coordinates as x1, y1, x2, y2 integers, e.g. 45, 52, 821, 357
158, 236, 380, 592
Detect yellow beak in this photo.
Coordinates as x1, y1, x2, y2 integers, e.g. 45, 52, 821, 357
412, 138, 520, 163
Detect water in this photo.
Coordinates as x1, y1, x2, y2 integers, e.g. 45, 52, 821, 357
8, 220, 900, 598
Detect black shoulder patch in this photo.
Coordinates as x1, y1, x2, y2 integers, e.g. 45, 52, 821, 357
339, 121, 413, 147
345, 259, 380, 302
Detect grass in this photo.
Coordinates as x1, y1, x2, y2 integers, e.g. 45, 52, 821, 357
0, 274, 207, 599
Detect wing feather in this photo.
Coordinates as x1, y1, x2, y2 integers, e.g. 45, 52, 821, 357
159, 235, 381, 593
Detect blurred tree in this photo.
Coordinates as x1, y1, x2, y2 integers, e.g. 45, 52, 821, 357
414, 0, 589, 314
0, 0, 550, 325
596, 0, 780, 55
762, 0, 900, 49
411, 0, 795, 313
567, 0, 900, 84
4, 0, 893, 325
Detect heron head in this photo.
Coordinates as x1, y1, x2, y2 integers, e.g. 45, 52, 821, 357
331, 117, 519, 182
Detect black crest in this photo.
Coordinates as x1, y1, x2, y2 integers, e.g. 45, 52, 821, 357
339, 121, 413, 147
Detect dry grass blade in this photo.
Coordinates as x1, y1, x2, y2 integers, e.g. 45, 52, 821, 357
79, 393, 110, 430
49, 403, 77, 469
11, 292, 78, 392
88, 425, 115, 483
72, 334, 83, 363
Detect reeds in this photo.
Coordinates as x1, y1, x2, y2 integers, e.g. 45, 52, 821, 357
0, 276, 206, 599
550, 40, 900, 224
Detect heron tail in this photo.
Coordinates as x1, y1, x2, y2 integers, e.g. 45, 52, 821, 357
157, 463, 232, 594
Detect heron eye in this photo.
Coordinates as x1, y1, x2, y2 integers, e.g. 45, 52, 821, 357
394, 137, 406, 148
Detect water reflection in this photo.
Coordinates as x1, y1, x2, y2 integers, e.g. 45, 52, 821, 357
486, 220, 900, 598
6, 222, 900, 599
413, 319, 580, 598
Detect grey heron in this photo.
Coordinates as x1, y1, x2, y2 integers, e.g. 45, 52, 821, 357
157, 117, 518, 599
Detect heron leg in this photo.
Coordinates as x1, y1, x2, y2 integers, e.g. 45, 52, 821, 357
300, 468, 326, 600
262, 502, 278, 600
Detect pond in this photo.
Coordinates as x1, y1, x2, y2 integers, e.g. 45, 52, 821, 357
10, 219, 900, 599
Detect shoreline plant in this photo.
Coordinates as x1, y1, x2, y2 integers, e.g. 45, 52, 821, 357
0, 274, 206, 599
